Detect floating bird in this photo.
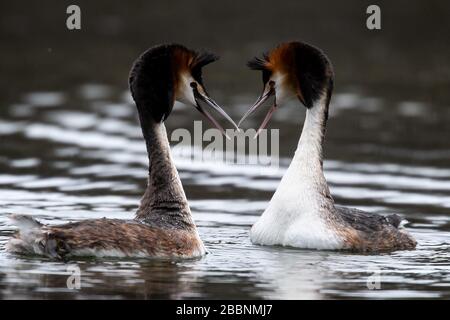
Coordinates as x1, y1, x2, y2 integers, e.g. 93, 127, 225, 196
7, 44, 238, 259
240, 41, 416, 252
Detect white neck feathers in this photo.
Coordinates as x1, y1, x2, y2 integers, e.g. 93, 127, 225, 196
268, 94, 333, 216
251, 93, 342, 249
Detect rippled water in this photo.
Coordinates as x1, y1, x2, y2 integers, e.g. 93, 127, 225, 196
0, 84, 449, 300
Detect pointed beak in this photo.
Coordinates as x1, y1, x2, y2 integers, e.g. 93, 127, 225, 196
238, 84, 277, 138
193, 90, 238, 139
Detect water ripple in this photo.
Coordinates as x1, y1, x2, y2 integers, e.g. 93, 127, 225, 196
0, 90, 449, 299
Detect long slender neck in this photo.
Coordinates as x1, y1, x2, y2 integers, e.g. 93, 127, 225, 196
295, 95, 328, 169
135, 108, 195, 229
280, 93, 334, 208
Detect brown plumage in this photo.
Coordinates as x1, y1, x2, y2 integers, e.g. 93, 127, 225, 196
246, 41, 416, 253
8, 216, 203, 259
7, 44, 233, 260
333, 207, 416, 252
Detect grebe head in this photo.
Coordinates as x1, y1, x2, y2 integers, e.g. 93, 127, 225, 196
129, 44, 237, 134
239, 41, 334, 131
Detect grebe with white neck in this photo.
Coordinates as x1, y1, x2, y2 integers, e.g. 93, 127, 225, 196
241, 41, 416, 252
7, 44, 238, 259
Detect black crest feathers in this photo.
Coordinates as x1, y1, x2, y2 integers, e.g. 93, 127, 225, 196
247, 53, 269, 71
192, 51, 219, 70
129, 44, 177, 122
191, 51, 219, 85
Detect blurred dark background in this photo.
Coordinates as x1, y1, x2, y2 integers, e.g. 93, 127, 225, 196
1, 0, 449, 104
1, 1, 450, 300
0, 0, 449, 164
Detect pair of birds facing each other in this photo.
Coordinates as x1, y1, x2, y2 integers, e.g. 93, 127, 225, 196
7, 42, 416, 260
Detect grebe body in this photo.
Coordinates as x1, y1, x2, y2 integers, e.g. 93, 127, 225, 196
242, 41, 416, 252
7, 44, 237, 259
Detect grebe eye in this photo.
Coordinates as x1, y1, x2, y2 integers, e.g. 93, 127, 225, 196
190, 82, 198, 89
268, 80, 275, 87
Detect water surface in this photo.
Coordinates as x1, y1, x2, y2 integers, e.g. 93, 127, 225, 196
0, 84, 449, 299
1, 0, 450, 300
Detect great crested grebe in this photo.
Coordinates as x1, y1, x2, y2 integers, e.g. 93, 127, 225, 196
7, 44, 238, 259
240, 41, 416, 252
